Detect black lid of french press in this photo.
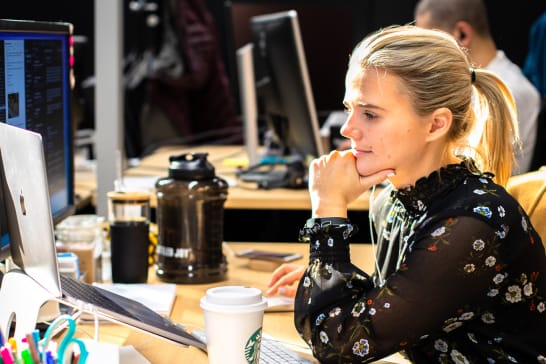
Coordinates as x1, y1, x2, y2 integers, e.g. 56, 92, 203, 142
168, 153, 215, 180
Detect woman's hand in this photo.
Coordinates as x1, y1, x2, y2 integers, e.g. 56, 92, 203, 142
265, 263, 305, 297
309, 150, 394, 217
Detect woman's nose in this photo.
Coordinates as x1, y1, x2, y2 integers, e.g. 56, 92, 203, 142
340, 115, 361, 140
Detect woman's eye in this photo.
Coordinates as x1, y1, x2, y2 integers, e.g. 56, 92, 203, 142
364, 111, 377, 119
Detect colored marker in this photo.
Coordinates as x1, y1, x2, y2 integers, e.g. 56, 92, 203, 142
7, 339, 16, 355
20, 349, 33, 364
31, 331, 41, 362
45, 351, 55, 364
0, 346, 14, 364
24, 334, 39, 364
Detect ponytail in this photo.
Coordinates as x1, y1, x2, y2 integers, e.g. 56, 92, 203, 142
471, 68, 519, 186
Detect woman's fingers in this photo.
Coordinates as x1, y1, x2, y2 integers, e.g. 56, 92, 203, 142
266, 264, 305, 297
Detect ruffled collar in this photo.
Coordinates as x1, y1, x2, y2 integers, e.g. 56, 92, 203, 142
394, 161, 488, 215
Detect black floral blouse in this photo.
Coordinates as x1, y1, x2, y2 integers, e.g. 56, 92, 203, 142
294, 162, 546, 363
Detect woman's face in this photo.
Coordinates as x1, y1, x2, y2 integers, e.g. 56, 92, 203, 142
341, 67, 435, 186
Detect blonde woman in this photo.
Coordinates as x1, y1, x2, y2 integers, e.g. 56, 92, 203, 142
269, 25, 546, 363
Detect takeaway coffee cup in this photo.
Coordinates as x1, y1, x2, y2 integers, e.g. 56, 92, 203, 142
200, 286, 268, 364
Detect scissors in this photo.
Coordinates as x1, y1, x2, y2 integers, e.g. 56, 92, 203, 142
41, 315, 89, 364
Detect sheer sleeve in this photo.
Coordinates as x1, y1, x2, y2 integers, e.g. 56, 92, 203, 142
294, 215, 503, 363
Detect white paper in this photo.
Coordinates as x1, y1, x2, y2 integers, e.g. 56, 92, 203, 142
83, 340, 119, 364
82, 340, 152, 364
93, 283, 177, 315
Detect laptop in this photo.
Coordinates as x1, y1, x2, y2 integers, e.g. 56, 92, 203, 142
0, 122, 205, 350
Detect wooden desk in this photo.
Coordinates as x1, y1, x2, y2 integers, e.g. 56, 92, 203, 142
76, 242, 408, 364
97, 145, 371, 211
74, 168, 97, 210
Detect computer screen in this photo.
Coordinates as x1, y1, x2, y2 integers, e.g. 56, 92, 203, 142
247, 10, 324, 164
0, 19, 75, 260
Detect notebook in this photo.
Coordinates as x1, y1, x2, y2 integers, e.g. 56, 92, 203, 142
0, 122, 205, 350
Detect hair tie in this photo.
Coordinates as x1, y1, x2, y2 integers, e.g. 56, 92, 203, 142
470, 68, 476, 83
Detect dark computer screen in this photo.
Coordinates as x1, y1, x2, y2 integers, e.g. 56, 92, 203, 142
227, 2, 360, 116
234, 10, 325, 189
0, 19, 75, 260
250, 10, 324, 162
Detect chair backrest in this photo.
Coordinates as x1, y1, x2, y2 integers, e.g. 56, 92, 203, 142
506, 167, 546, 248
529, 98, 546, 171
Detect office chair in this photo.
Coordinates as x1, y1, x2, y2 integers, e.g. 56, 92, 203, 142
529, 98, 546, 171
506, 166, 546, 248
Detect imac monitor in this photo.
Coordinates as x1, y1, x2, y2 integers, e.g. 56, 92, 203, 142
240, 10, 324, 177
0, 19, 75, 261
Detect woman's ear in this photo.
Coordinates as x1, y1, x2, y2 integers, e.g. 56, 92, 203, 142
427, 107, 452, 141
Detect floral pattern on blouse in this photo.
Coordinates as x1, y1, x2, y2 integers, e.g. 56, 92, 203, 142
294, 162, 546, 363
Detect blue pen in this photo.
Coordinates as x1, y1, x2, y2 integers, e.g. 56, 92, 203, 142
0, 326, 4, 347
45, 350, 55, 364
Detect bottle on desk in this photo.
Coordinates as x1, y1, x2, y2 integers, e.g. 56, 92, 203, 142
155, 152, 229, 283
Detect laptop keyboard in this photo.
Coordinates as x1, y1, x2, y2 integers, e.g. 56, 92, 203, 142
60, 275, 191, 336
60, 274, 138, 319
259, 335, 314, 364
59, 275, 207, 350
59, 275, 311, 358
192, 330, 314, 363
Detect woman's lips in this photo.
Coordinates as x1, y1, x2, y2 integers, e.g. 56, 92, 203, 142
352, 148, 371, 157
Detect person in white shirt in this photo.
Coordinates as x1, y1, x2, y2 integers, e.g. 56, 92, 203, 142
415, 0, 541, 174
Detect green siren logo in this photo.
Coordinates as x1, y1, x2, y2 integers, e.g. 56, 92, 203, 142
244, 327, 263, 364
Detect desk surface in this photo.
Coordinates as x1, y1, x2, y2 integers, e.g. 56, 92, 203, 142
76, 242, 408, 364
76, 145, 371, 211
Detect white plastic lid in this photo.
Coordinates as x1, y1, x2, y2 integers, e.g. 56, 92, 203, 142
200, 286, 268, 313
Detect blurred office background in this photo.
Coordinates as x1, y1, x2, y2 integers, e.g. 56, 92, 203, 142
2, 0, 544, 155
2, 0, 544, 242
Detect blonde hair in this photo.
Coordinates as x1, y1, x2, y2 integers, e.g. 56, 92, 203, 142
348, 25, 518, 185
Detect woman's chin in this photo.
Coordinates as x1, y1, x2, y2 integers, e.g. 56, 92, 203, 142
356, 163, 382, 178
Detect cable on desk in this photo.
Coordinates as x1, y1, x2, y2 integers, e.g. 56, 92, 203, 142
92, 312, 99, 342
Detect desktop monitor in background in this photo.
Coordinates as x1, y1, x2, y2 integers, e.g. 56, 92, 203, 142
0, 21, 75, 219
236, 10, 324, 188
236, 43, 259, 167
237, 10, 323, 189
0, 19, 75, 261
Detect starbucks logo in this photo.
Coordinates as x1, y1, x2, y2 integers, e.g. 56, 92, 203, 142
244, 327, 263, 364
